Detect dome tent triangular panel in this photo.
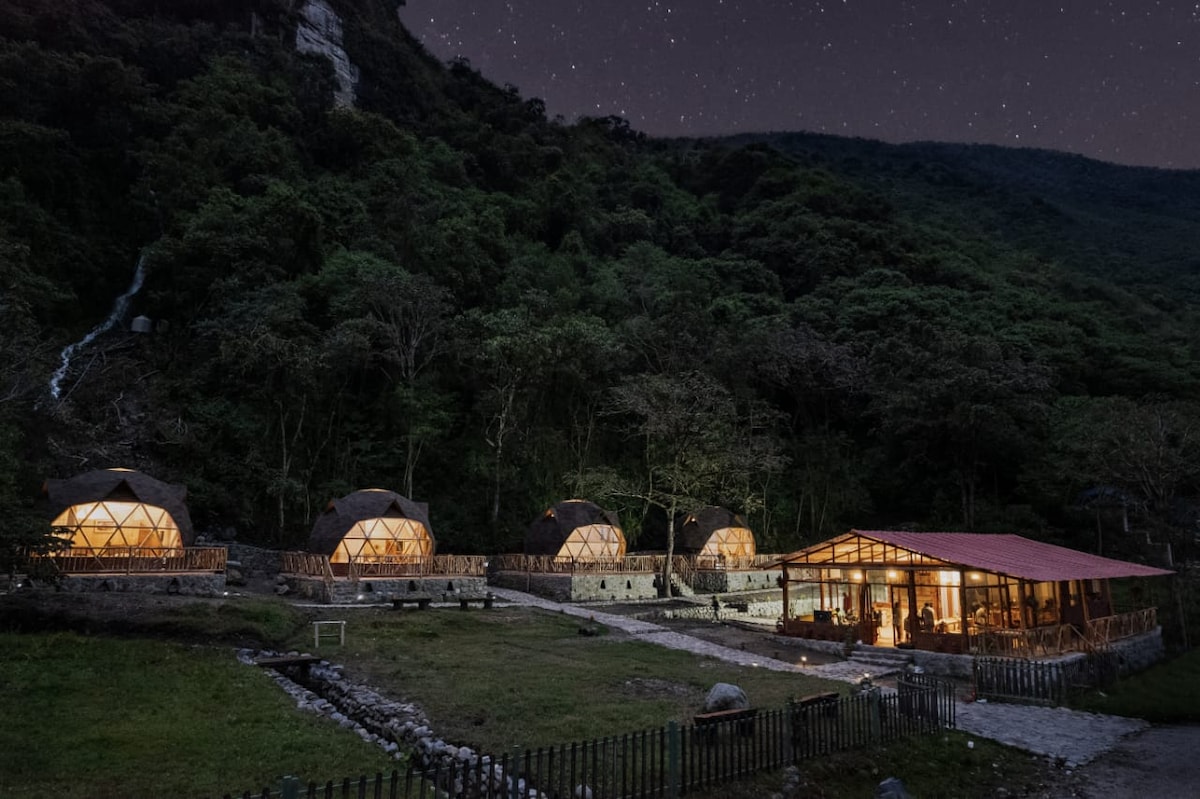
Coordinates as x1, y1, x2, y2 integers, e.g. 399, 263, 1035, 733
677, 507, 756, 560
43, 468, 194, 552
309, 489, 435, 564
527, 500, 626, 560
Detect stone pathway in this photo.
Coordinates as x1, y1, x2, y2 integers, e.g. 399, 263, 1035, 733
486, 587, 1150, 766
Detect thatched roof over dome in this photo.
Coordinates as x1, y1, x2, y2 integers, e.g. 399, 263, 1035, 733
308, 489, 434, 556
42, 468, 195, 545
526, 499, 624, 557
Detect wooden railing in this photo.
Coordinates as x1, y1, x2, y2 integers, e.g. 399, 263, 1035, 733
41, 546, 226, 575
1083, 608, 1157, 647
348, 555, 486, 578
971, 608, 1157, 658
489, 554, 661, 574
970, 623, 1074, 657
671, 555, 696, 586
693, 554, 782, 571
280, 553, 486, 579
489, 553, 781, 577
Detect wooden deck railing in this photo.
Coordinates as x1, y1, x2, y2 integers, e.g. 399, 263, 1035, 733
489, 553, 781, 577
488, 554, 662, 574
1083, 608, 1157, 647
281, 551, 334, 579
348, 555, 486, 578
970, 624, 1073, 657
970, 608, 1158, 658
693, 554, 782, 571
42, 546, 226, 575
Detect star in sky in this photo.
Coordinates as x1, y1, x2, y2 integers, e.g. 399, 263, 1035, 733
398, 1, 1200, 169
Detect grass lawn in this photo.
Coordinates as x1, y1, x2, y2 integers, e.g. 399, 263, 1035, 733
0, 631, 395, 799
284, 605, 851, 752
0, 594, 1066, 798
1071, 646, 1200, 722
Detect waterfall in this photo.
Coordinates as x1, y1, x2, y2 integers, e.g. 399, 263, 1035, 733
48, 252, 149, 401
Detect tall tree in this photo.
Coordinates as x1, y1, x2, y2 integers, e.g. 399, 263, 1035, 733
323, 251, 454, 497
589, 371, 783, 595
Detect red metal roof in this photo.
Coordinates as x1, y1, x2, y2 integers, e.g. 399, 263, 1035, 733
784, 530, 1173, 582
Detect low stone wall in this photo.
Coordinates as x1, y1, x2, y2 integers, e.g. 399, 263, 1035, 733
58, 573, 226, 597
489, 571, 659, 602
285, 575, 488, 604
224, 542, 284, 579
691, 569, 782, 594
1110, 627, 1165, 674
858, 627, 1166, 682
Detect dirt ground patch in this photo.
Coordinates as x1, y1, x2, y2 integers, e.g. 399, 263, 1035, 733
617, 676, 702, 700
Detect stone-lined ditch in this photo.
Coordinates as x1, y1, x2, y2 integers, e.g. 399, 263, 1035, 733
240, 649, 530, 795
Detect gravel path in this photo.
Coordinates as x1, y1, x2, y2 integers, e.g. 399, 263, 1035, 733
954, 701, 1148, 767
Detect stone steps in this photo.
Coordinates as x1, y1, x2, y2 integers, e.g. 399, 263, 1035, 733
848, 647, 915, 674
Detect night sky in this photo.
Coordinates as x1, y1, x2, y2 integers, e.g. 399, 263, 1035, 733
398, 1, 1200, 170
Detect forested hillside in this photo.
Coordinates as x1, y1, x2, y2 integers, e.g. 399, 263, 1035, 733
2, 0, 1198, 562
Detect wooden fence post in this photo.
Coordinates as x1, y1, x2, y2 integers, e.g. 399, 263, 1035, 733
667, 721, 680, 798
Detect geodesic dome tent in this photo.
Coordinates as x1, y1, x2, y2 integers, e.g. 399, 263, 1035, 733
43, 468, 194, 552
526, 500, 626, 561
678, 507, 756, 560
309, 489, 435, 564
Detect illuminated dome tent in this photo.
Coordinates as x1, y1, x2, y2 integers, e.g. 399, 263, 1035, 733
44, 468, 193, 552
678, 507, 756, 560
527, 500, 626, 561
309, 489, 434, 564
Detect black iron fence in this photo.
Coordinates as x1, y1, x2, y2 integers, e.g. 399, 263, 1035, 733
973, 653, 1120, 705
220, 678, 954, 799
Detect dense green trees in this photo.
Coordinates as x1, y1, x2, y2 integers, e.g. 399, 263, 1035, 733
2, 0, 1199, 565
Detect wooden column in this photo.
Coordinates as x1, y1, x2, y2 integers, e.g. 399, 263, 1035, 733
906, 571, 918, 643
781, 563, 791, 623
959, 569, 969, 650
1016, 579, 1028, 631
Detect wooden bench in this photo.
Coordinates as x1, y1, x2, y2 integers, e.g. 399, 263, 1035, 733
693, 707, 758, 741
792, 691, 840, 718
393, 595, 432, 610
458, 593, 495, 610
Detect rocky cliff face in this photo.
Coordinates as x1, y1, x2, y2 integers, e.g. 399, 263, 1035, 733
295, 0, 359, 106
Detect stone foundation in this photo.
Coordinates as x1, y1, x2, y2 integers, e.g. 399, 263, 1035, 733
224, 542, 284, 579
691, 569, 782, 594
58, 572, 226, 597
286, 575, 488, 604
489, 571, 659, 602
1108, 627, 1166, 675
769, 627, 1166, 683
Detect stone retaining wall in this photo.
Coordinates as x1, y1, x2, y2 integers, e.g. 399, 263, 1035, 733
285, 575, 488, 603
489, 571, 659, 602
1109, 627, 1166, 674
224, 542, 283, 578
691, 569, 782, 593
58, 573, 226, 596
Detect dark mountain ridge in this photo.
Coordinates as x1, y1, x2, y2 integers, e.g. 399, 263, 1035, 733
1, 0, 1197, 565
